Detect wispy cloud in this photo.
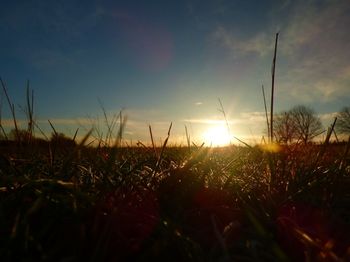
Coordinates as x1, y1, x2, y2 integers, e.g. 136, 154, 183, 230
281, 0, 350, 55
239, 111, 266, 122
209, 0, 350, 105
211, 26, 272, 57
277, 0, 350, 102
39, 118, 92, 126
183, 118, 236, 125
1, 119, 28, 128
318, 112, 338, 121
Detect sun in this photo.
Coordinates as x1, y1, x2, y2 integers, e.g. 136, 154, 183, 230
202, 124, 231, 147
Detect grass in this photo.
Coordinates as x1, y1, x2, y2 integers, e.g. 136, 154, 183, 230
0, 132, 349, 261
0, 53, 349, 260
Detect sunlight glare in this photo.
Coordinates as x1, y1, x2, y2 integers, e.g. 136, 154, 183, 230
260, 142, 281, 153
202, 124, 231, 146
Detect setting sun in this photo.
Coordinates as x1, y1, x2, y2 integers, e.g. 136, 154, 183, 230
202, 124, 231, 146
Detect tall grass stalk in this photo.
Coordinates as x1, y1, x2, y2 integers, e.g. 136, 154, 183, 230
270, 32, 279, 143
33, 121, 49, 140
25, 80, 34, 142
72, 128, 79, 142
60, 129, 93, 176
261, 84, 270, 143
185, 125, 191, 152
48, 119, 58, 137
115, 110, 126, 147
0, 95, 8, 140
340, 136, 350, 171
98, 100, 120, 146
149, 124, 157, 156
218, 98, 232, 146
268, 33, 279, 190
153, 122, 172, 178
218, 98, 251, 148
316, 117, 337, 162
0, 77, 19, 141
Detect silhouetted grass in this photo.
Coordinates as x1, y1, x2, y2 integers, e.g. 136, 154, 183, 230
1, 77, 349, 261
1, 135, 349, 261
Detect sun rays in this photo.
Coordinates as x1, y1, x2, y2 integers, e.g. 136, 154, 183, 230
202, 123, 231, 146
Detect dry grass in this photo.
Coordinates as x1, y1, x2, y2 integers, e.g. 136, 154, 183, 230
0, 74, 349, 260
0, 134, 349, 261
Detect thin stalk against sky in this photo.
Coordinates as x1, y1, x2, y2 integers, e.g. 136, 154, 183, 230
262, 84, 270, 142
270, 32, 279, 143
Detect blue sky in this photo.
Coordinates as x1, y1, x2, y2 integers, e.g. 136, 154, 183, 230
1, 0, 349, 145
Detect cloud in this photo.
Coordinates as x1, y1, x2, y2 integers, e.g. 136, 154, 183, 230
211, 26, 272, 57
1, 116, 102, 129
239, 111, 266, 122
276, 0, 350, 102
280, 77, 349, 104
318, 112, 338, 121
281, 0, 350, 55
338, 65, 350, 80
183, 118, 236, 125
39, 118, 92, 126
124, 108, 167, 122
0, 119, 28, 128
209, 1, 350, 105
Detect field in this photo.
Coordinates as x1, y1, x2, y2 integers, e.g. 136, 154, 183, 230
2, 0, 350, 261
1, 136, 350, 261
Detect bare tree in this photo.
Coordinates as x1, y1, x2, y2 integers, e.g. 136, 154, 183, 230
272, 105, 323, 144
273, 111, 297, 144
290, 105, 323, 144
336, 106, 350, 134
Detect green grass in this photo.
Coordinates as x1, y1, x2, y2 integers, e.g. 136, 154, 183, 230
1, 138, 349, 261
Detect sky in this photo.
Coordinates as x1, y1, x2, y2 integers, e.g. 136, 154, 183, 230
1, 0, 349, 145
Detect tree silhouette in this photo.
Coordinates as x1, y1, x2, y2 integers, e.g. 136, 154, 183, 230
273, 105, 323, 144
273, 111, 297, 144
8, 128, 31, 142
290, 105, 323, 144
336, 107, 350, 135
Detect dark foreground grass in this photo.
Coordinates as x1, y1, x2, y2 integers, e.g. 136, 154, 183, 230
0, 140, 350, 261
